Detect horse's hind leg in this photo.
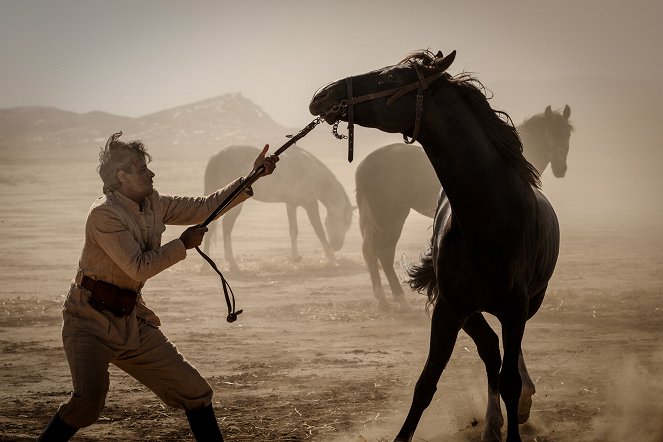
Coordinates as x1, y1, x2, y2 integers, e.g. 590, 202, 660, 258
517, 285, 547, 424
361, 233, 388, 309
517, 350, 535, 424
463, 313, 503, 441
394, 305, 464, 442
377, 213, 410, 310
202, 216, 215, 256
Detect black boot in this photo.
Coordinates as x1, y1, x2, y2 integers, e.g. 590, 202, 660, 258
185, 404, 224, 442
38, 412, 78, 442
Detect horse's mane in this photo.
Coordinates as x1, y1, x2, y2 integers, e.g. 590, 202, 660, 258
401, 50, 541, 188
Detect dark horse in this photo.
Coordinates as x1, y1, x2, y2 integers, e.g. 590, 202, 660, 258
202, 145, 354, 271
310, 50, 560, 441
357, 106, 571, 307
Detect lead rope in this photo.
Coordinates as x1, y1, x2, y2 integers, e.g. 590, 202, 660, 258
197, 116, 324, 323
346, 77, 354, 162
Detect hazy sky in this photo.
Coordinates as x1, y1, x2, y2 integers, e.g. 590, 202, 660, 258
1, 0, 661, 126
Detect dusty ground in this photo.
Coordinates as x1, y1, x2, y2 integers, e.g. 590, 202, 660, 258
1, 133, 662, 442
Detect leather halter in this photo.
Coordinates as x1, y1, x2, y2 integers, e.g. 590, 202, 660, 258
340, 62, 447, 160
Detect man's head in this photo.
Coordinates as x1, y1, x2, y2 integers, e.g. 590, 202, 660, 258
98, 132, 155, 202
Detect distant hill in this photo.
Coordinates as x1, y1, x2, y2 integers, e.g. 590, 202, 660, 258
0, 106, 132, 148
0, 93, 296, 160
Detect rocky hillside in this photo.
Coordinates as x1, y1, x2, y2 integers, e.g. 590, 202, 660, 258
0, 93, 294, 159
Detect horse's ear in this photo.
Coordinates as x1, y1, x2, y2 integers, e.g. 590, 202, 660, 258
435, 50, 444, 58
563, 104, 571, 119
545, 105, 553, 119
433, 50, 456, 72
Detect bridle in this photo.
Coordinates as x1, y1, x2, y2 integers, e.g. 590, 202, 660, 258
331, 61, 447, 161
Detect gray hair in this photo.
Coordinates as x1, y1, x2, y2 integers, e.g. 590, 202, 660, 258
97, 132, 152, 193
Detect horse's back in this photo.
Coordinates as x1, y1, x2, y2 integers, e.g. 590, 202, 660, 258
205, 145, 261, 194
205, 145, 326, 204
356, 144, 439, 217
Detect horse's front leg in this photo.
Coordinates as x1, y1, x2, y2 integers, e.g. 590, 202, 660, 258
499, 295, 529, 442
395, 304, 465, 441
286, 204, 302, 262
303, 202, 336, 265
222, 205, 243, 272
463, 313, 503, 441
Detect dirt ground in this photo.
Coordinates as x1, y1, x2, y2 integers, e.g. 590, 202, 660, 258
1, 130, 662, 442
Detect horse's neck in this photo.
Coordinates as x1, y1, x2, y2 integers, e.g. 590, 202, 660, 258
518, 120, 548, 174
314, 170, 348, 211
418, 101, 526, 235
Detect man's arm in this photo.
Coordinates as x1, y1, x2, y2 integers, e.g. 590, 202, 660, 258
88, 206, 187, 282
160, 177, 251, 226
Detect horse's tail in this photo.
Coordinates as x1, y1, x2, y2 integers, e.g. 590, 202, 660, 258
405, 244, 438, 311
355, 185, 377, 238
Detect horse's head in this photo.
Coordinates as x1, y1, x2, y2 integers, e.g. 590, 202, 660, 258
325, 201, 354, 251
543, 105, 573, 177
309, 50, 457, 140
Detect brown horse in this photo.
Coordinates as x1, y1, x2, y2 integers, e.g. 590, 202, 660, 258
202, 145, 353, 271
356, 106, 571, 308
310, 50, 560, 442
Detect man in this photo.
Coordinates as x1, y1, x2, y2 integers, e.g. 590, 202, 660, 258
38, 132, 278, 441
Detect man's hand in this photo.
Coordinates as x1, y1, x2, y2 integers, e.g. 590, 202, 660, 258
180, 225, 208, 249
253, 144, 279, 176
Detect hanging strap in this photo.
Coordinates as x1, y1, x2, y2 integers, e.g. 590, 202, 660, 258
195, 246, 242, 322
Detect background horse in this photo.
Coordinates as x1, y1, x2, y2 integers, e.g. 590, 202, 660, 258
356, 106, 572, 307
310, 50, 560, 442
202, 145, 354, 271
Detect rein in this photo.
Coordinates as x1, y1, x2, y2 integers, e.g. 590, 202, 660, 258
332, 62, 447, 160
196, 116, 325, 323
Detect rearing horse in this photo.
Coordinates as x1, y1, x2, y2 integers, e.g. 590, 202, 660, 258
310, 50, 560, 442
356, 106, 571, 307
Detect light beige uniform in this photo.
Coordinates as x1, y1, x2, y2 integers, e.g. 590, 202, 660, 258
58, 179, 250, 428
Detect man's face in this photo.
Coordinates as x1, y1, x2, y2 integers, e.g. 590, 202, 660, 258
121, 157, 155, 202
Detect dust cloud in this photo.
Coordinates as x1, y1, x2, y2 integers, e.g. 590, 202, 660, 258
588, 352, 663, 442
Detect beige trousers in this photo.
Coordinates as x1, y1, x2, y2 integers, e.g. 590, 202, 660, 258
58, 319, 213, 428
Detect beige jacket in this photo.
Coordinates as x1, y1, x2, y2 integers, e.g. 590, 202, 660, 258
62, 177, 250, 350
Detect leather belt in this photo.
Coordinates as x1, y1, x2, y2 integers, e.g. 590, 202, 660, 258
80, 276, 138, 317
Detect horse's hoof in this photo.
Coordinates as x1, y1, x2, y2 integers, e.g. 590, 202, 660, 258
377, 300, 390, 311
481, 426, 502, 442
291, 255, 302, 263
323, 256, 339, 267
518, 385, 534, 424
